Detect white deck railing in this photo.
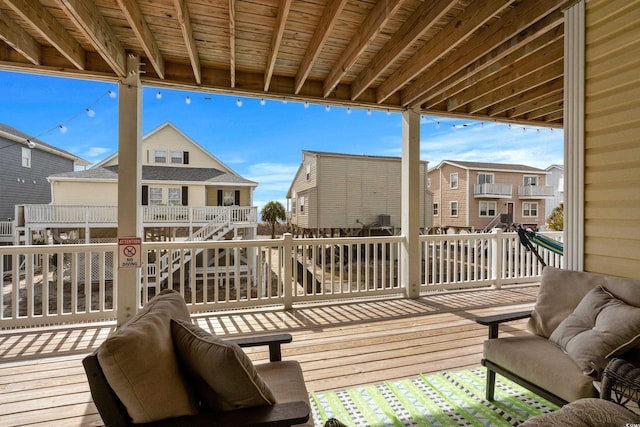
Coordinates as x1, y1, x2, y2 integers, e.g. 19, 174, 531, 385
18, 205, 257, 226
0, 221, 12, 241
0, 230, 563, 328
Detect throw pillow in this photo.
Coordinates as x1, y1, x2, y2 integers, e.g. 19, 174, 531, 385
171, 319, 276, 411
97, 290, 199, 423
549, 285, 640, 373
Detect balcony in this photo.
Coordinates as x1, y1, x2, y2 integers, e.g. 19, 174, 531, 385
0, 221, 12, 243
518, 185, 556, 199
473, 183, 513, 198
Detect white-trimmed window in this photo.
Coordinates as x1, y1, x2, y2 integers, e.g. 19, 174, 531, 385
479, 201, 497, 217
154, 150, 167, 163
524, 175, 539, 186
170, 151, 183, 164
450, 173, 458, 189
450, 201, 458, 217
299, 196, 305, 213
523, 202, 538, 217
306, 164, 311, 180
22, 147, 31, 168
477, 172, 494, 185
149, 187, 163, 205
223, 190, 235, 206
427, 178, 431, 188
168, 188, 181, 205
433, 202, 439, 216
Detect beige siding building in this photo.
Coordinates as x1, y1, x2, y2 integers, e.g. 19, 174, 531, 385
428, 160, 554, 233
287, 151, 432, 236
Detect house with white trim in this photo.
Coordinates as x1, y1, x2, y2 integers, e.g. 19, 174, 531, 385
428, 160, 555, 233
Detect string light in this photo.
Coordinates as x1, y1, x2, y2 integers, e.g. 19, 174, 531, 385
108, 90, 116, 98
325, 105, 331, 112
346, 107, 351, 115
236, 98, 243, 107
85, 108, 95, 117
156, 91, 162, 99
367, 109, 372, 116
58, 125, 67, 133
185, 96, 191, 105
260, 98, 266, 106
304, 101, 309, 109
27, 140, 36, 149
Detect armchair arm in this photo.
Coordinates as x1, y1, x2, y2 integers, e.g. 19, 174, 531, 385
226, 333, 293, 362
601, 358, 640, 407
475, 311, 531, 339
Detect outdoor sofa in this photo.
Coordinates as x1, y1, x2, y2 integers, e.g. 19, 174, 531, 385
476, 266, 640, 407
83, 289, 311, 426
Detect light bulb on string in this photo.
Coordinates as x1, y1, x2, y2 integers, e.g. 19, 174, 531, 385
346, 107, 351, 115
436, 121, 440, 128
386, 109, 391, 116
85, 108, 95, 117
156, 91, 162, 100
304, 101, 309, 109
59, 125, 67, 133
282, 98, 288, 104
236, 98, 243, 107
108, 90, 116, 99
260, 98, 266, 106
185, 96, 191, 105
367, 109, 372, 116
27, 140, 36, 149
325, 105, 331, 112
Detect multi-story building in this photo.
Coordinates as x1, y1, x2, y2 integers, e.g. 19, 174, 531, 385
287, 150, 432, 236
428, 160, 555, 233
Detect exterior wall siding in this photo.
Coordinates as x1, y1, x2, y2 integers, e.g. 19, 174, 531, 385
52, 181, 118, 205
584, 0, 640, 276
0, 143, 74, 220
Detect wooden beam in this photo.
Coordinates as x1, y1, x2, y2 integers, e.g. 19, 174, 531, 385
522, 102, 564, 121
421, 22, 564, 111
487, 77, 563, 117
405, 1, 569, 108
0, 10, 40, 65
467, 61, 563, 114
173, 0, 201, 84
507, 88, 564, 118
447, 40, 564, 112
229, 0, 235, 88
322, 0, 403, 98
294, 0, 348, 95
59, 0, 126, 76
116, 0, 165, 79
376, 0, 515, 104
264, 0, 292, 92
350, 0, 458, 101
3, 0, 84, 70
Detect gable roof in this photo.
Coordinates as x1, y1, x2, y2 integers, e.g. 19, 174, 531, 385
49, 165, 257, 186
430, 160, 547, 174
0, 123, 90, 167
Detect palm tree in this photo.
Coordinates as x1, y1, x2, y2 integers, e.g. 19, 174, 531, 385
261, 200, 286, 239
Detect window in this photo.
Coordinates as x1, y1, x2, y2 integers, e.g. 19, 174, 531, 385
433, 203, 439, 216
479, 201, 497, 217
477, 173, 494, 185
450, 173, 458, 189
524, 175, 539, 186
427, 178, 431, 188
523, 202, 538, 217
290, 198, 296, 213
450, 201, 458, 217
223, 190, 235, 206
22, 147, 31, 168
306, 164, 311, 180
168, 188, 181, 205
154, 150, 167, 163
170, 151, 183, 164
149, 187, 163, 205
299, 196, 305, 213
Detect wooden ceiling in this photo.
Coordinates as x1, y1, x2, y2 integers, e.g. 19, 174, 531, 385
0, 0, 573, 127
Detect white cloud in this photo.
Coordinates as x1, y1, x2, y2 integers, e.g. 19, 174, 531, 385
83, 146, 112, 159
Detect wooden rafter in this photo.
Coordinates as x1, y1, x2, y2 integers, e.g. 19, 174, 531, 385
488, 78, 563, 117
376, 0, 515, 104
508, 89, 564, 118
59, 0, 125, 76
173, 0, 201, 85
116, 0, 164, 79
294, 0, 348, 95
406, 2, 568, 109
322, 0, 403, 98
0, 10, 40, 65
4, 0, 84, 69
350, 0, 458, 101
229, 0, 235, 88
421, 22, 564, 111
264, 0, 292, 92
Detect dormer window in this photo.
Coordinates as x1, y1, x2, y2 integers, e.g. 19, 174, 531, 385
154, 150, 167, 163
171, 151, 183, 164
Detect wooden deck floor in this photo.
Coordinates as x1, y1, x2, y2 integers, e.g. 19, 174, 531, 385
0, 285, 539, 426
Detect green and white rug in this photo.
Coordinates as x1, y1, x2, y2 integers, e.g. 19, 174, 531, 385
309, 368, 560, 426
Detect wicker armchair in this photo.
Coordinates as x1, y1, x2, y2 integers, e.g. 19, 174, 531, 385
601, 358, 640, 411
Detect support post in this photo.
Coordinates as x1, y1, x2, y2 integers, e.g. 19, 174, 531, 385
401, 110, 421, 298
116, 54, 142, 326
491, 228, 503, 289
282, 233, 293, 309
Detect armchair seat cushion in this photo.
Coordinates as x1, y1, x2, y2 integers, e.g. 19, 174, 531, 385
484, 335, 597, 402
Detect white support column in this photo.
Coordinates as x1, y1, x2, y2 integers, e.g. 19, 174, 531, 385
117, 54, 143, 326
564, 1, 585, 271
401, 110, 421, 298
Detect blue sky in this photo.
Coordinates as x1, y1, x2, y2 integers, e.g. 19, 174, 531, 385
0, 70, 564, 210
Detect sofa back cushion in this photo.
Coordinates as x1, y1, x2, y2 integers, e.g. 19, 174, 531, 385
171, 319, 276, 412
528, 267, 640, 338
97, 290, 199, 423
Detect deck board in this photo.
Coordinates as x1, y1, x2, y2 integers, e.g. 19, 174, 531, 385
0, 285, 538, 426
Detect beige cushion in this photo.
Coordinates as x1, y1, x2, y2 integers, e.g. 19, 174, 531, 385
171, 319, 276, 411
520, 398, 640, 426
97, 290, 198, 423
549, 286, 640, 373
484, 335, 598, 402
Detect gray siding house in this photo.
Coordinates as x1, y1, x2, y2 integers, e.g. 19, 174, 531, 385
0, 123, 88, 221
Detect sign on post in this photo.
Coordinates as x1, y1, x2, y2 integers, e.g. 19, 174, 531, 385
118, 237, 142, 268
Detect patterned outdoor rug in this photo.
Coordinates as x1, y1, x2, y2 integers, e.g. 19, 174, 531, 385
309, 368, 560, 426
